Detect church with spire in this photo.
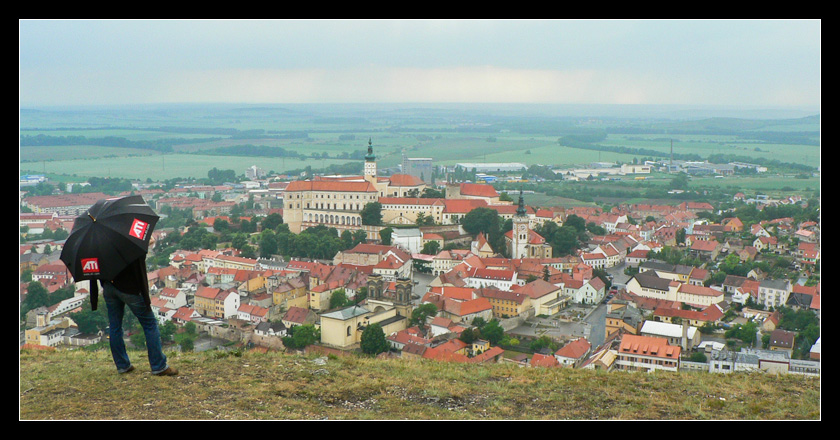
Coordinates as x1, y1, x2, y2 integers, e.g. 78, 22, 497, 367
505, 190, 553, 259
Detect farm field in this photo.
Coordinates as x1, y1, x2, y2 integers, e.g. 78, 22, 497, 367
21, 153, 353, 181
19, 104, 820, 187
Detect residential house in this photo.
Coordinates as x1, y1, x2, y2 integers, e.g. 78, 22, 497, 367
652, 303, 725, 329
272, 276, 308, 310
604, 301, 644, 340
282, 306, 317, 329
254, 321, 288, 338
752, 236, 778, 253
615, 334, 681, 373
237, 303, 269, 324
575, 276, 606, 305
194, 285, 240, 319
477, 287, 532, 319
689, 240, 721, 260
625, 249, 649, 267
625, 271, 680, 302
530, 353, 561, 368
24, 310, 77, 348
758, 279, 791, 309
511, 278, 564, 316
150, 297, 177, 325
554, 337, 592, 368
172, 306, 201, 326
157, 287, 187, 309
438, 296, 494, 325
640, 321, 699, 350
388, 327, 432, 351
768, 329, 795, 356
465, 268, 518, 290
675, 283, 724, 307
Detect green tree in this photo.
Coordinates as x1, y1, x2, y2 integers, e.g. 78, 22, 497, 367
70, 299, 110, 334
379, 227, 393, 245
421, 240, 441, 255
360, 202, 383, 226
479, 319, 505, 345
160, 321, 177, 344
360, 323, 390, 355
421, 187, 445, 198
410, 303, 438, 327
550, 226, 580, 256
461, 207, 500, 237
329, 289, 350, 309
21, 281, 50, 318
669, 172, 690, 190
283, 324, 320, 350
415, 212, 435, 226
529, 335, 559, 353
459, 327, 479, 344
259, 230, 278, 257
130, 330, 147, 350
213, 218, 230, 231
262, 212, 284, 231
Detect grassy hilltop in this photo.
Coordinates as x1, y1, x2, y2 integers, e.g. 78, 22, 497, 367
20, 347, 820, 421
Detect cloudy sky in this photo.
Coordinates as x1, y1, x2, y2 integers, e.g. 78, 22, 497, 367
19, 19, 820, 109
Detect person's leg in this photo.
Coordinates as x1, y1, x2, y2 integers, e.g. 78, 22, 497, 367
102, 285, 133, 373
120, 290, 169, 374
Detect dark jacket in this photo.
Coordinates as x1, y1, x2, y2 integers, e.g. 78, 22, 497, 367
90, 257, 151, 310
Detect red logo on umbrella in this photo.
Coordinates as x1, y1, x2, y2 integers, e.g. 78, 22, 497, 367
82, 258, 100, 274
129, 219, 149, 240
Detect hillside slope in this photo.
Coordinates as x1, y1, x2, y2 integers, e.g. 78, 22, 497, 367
19, 347, 820, 421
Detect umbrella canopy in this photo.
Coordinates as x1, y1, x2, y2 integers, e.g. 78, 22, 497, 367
60, 195, 159, 284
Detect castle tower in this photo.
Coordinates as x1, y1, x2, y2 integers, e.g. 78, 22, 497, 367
511, 189, 529, 259
364, 138, 377, 184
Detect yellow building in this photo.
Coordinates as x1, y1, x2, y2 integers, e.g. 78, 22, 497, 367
272, 278, 308, 310
380, 197, 444, 225
319, 304, 408, 350
477, 288, 531, 319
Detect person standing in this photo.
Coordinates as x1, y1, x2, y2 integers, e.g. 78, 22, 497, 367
101, 258, 178, 376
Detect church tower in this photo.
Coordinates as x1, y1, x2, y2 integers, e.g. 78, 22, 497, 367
364, 138, 377, 184
511, 189, 529, 259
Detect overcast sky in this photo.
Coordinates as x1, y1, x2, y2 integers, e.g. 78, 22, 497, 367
19, 19, 820, 109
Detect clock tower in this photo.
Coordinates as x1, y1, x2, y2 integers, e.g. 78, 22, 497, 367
511, 189, 529, 259
364, 138, 377, 183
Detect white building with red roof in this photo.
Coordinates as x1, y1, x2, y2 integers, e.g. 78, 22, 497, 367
554, 337, 592, 367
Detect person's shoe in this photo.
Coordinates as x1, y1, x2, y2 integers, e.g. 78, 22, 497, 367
153, 367, 178, 376
119, 365, 136, 374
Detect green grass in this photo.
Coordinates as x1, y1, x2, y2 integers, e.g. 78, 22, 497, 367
19, 347, 820, 420
21, 153, 355, 181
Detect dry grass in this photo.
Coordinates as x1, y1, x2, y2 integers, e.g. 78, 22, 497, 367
19, 347, 820, 421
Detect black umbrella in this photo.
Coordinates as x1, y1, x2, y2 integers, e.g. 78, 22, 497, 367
60, 195, 159, 309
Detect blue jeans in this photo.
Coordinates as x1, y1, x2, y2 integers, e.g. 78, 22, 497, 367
102, 283, 168, 374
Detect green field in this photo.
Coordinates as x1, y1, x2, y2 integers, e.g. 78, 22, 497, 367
19, 104, 820, 186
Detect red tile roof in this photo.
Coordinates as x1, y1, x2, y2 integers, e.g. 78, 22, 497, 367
443, 199, 488, 213
387, 174, 425, 187
285, 180, 377, 193
554, 338, 591, 359
619, 334, 680, 359
460, 183, 498, 198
